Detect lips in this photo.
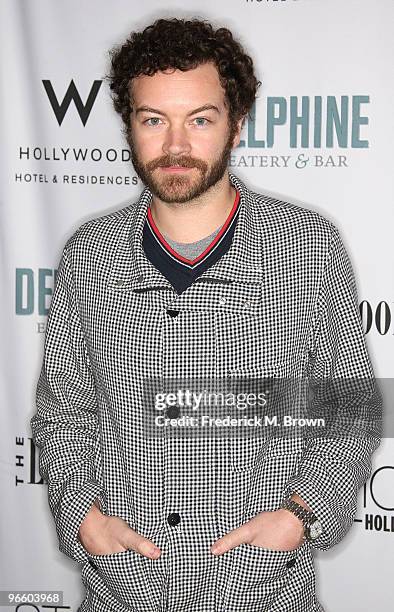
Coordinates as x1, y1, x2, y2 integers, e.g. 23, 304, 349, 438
159, 166, 193, 172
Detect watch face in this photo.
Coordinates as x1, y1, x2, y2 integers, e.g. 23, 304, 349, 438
309, 520, 324, 540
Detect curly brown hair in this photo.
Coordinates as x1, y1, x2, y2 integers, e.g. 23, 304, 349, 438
105, 17, 261, 143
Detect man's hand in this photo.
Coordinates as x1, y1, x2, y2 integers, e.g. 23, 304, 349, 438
210, 509, 305, 555
78, 499, 162, 559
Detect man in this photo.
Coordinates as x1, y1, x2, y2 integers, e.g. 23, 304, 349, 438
31, 17, 381, 612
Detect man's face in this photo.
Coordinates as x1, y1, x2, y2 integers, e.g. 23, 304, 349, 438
128, 61, 243, 203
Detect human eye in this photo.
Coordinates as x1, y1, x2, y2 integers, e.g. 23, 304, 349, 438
193, 117, 212, 127
143, 117, 163, 127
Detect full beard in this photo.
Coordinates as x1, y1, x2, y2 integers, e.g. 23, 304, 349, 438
127, 124, 237, 204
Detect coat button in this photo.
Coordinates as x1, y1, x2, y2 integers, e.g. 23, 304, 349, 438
167, 405, 180, 419
167, 309, 180, 317
286, 557, 297, 568
167, 512, 181, 526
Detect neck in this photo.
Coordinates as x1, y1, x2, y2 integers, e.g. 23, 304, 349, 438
149, 172, 236, 243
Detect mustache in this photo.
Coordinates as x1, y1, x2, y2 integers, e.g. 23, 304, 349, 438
146, 157, 208, 172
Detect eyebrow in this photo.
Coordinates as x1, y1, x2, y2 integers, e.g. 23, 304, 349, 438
134, 104, 220, 117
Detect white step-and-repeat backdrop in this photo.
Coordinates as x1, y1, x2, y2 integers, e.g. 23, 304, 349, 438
1, 1, 393, 610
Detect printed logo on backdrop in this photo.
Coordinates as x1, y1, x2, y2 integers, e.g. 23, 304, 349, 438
13, 435, 74, 611
16, 79, 139, 187
358, 465, 394, 534
360, 301, 394, 336
230, 96, 369, 171
43, 79, 102, 126
15, 436, 43, 486
15, 268, 57, 328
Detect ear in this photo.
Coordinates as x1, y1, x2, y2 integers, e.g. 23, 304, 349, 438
231, 117, 245, 149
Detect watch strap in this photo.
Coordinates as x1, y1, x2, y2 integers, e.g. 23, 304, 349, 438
280, 498, 318, 534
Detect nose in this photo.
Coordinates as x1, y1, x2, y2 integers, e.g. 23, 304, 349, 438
162, 124, 192, 157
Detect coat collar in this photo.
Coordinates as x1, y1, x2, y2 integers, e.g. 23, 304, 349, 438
108, 171, 264, 292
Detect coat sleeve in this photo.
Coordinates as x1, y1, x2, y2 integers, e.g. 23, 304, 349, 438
30, 240, 106, 564
281, 221, 383, 551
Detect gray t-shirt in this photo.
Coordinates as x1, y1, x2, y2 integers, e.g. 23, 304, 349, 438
163, 224, 223, 260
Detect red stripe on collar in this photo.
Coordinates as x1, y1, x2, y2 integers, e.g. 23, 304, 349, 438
146, 189, 240, 266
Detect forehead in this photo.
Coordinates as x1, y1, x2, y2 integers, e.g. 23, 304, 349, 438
130, 62, 225, 107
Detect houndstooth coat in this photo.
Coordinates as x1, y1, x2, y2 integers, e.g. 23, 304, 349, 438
30, 171, 381, 612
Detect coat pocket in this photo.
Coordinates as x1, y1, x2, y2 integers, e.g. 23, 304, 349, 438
221, 540, 308, 612
85, 548, 157, 612
226, 360, 303, 471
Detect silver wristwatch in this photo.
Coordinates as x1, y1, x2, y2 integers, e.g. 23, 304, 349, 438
280, 498, 324, 542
